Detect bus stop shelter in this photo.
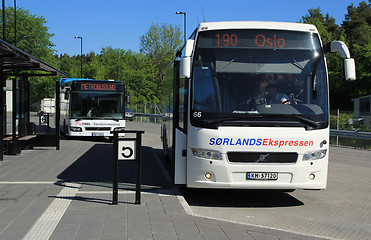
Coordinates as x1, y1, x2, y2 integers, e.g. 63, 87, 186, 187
0, 39, 66, 160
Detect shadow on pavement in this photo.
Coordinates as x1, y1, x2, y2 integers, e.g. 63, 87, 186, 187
57, 144, 172, 191
180, 188, 304, 208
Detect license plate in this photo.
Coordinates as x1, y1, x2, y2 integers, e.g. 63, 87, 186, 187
247, 172, 278, 180
92, 133, 104, 136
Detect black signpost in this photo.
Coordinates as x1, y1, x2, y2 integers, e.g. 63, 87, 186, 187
111, 129, 145, 205
39, 113, 49, 127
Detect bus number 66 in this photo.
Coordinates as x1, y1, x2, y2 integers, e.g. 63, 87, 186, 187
193, 111, 202, 118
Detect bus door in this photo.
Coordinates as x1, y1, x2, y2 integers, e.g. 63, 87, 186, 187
173, 60, 188, 185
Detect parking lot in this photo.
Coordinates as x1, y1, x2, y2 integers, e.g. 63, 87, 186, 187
180, 146, 371, 240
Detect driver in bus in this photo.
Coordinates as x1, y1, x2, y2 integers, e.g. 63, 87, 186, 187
87, 107, 96, 117
266, 84, 289, 104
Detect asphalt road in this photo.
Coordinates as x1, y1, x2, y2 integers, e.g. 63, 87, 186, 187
129, 121, 371, 240
180, 146, 371, 240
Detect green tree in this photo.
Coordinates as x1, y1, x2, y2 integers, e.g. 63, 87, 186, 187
301, 8, 331, 43
1, 7, 58, 104
85, 47, 159, 105
342, 0, 371, 100
139, 23, 182, 90
0, 7, 55, 60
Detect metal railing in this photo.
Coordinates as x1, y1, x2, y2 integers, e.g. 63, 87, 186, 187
134, 113, 162, 119
330, 129, 371, 140
131, 104, 162, 123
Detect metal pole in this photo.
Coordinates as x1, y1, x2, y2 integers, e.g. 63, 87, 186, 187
336, 109, 339, 146
55, 80, 60, 150
0, 63, 4, 161
112, 131, 118, 205
184, 12, 186, 44
24, 76, 30, 135
2, 0, 5, 42
74, 36, 83, 78
176, 11, 186, 44
14, 0, 16, 46
19, 76, 24, 136
80, 37, 82, 78
135, 132, 142, 205
12, 78, 16, 140
154, 104, 156, 124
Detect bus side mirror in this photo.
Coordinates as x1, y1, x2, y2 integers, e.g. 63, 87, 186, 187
330, 41, 356, 81
330, 41, 350, 58
344, 58, 356, 81
64, 88, 70, 100
180, 57, 191, 78
180, 39, 194, 78
126, 95, 130, 104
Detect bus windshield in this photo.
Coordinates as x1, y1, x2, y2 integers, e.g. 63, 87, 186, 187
70, 91, 125, 119
191, 29, 328, 129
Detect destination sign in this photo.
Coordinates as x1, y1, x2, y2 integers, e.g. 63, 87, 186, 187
198, 29, 320, 50
73, 82, 124, 91
215, 33, 285, 48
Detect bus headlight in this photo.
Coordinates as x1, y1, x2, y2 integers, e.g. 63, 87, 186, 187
70, 126, 82, 132
303, 149, 327, 161
192, 148, 222, 160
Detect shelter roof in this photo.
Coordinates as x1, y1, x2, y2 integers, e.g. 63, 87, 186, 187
0, 39, 66, 76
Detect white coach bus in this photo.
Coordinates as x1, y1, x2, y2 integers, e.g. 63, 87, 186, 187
161, 21, 356, 190
60, 78, 126, 137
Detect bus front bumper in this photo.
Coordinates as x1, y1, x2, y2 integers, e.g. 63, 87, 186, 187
186, 157, 328, 190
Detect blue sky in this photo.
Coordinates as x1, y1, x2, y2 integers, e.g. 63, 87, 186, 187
11, 0, 366, 56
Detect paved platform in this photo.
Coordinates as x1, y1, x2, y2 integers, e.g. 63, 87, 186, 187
0, 128, 328, 239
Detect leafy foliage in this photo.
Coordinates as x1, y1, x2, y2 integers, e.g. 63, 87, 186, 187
1, 7, 58, 104
301, 2, 371, 110
0, 7, 55, 59
139, 23, 182, 96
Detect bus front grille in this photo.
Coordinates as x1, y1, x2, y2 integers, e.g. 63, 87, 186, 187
85, 127, 111, 131
227, 152, 298, 163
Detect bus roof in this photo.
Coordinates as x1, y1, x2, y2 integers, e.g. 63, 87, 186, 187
197, 21, 319, 34
59, 78, 122, 84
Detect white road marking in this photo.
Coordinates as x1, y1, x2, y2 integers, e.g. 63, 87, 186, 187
22, 182, 81, 240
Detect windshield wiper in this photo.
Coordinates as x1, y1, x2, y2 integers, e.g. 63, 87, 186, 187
102, 117, 120, 122
257, 113, 320, 128
74, 117, 93, 121
282, 114, 320, 128
196, 114, 263, 127
195, 113, 320, 129
217, 58, 235, 72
